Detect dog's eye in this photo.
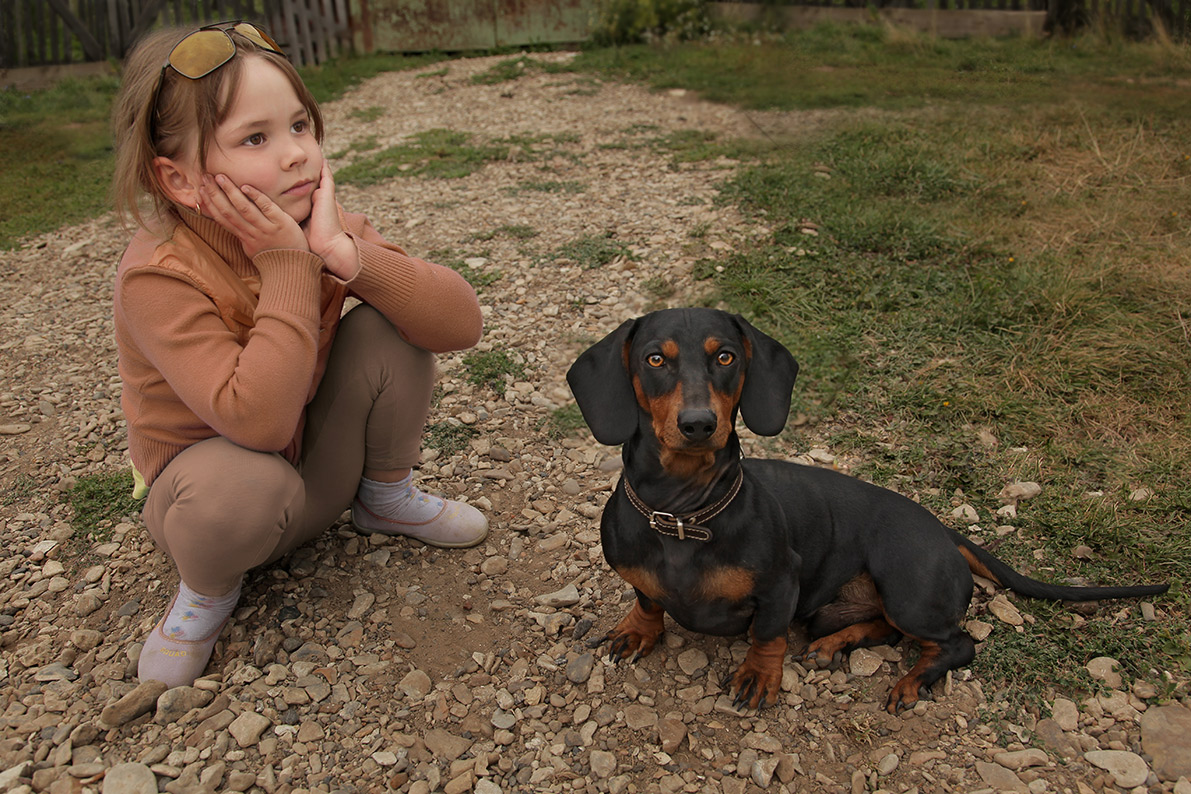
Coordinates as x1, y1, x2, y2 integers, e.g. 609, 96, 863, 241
717, 351, 735, 366
647, 354, 665, 368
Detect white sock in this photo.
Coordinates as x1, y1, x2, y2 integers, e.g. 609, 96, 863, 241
161, 580, 242, 641
356, 474, 445, 523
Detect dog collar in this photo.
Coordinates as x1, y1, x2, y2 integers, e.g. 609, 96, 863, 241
621, 468, 743, 542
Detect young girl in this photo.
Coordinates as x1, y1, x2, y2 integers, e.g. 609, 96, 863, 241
111, 22, 488, 689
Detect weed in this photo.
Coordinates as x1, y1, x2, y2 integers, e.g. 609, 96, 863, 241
349, 106, 386, 123
547, 233, 635, 269
467, 224, 538, 242
504, 180, 587, 195
540, 404, 588, 440
428, 248, 502, 290
424, 421, 478, 456
471, 56, 540, 85
66, 470, 143, 541
463, 349, 526, 390
2, 474, 37, 506
335, 129, 508, 186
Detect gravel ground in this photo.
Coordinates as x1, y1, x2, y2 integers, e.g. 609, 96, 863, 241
1, 52, 1189, 794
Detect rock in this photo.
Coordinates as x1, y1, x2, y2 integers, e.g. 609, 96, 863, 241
590, 750, 617, 778
1141, 704, 1191, 781
994, 749, 1048, 770
399, 668, 432, 699
154, 686, 214, 724
876, 753, 899, 775
998, 481, 1042, 503
228, 711, 272, 747
677, 648, 708, 676
424, 729, 472, 762
987, 594, 1024, 626
1086, 657, 1123, 689
1052, 697, 1080, 731
566, 653, 595, 684
474, 780, 502, 794
975, 760, 1029, 793
99, 680, 167, 728
951, 503, 979, 523
624, 704, 658, 730
1035, 719, 1078, 758
534, 583, 580, 607
1084, 750, 1150, 789
102, 763, 158, 794
848, 648, 883, 677
965, 619, 993, 640
752, 757, 779, 788
0, 423, 32, 435
658, 718, 687, 753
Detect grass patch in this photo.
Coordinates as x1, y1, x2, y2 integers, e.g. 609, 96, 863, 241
335, 128, 508, 185
463, 349, 526, 390
467, 224, 538, 242
349, 106, 386, 122
547, 232, 635, 269
66, 470, 143, 541
428, 248, 502, 290
424, 421, 478, 456
469, 55, 571, 85
540, 404, 589, 440
505, 179, 586, 195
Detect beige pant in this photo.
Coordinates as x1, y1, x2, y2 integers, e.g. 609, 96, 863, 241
141, 305, 435, 595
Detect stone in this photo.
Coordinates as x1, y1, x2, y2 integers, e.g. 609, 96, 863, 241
1141, 704, 1191, 781
102, 761, 159, 794
589, 750, 617, 778
987, 594, 1024, 626
474, 780, 502, 794
99, 680, 168, 728
1084, 750, 1150, 789
1086, 657, 1123, 689
994, 749, 1048, 770
228, 711, 272, 747
624, 704, 658, 730
154, 686, 214, 724
1052, 697, 1079, 731
566, 653, 595, 684
399, 669, 432, 699
877, 753, 899, 775
534, 583, 580, 607
998, 481, 1042, 503
424, 729, 472, 762
1034, 719, 1078, 758
658, 718, 686, 753
677, 648, 708, 676
975, 761, 1029, 793
848, 648, 883, 677
752, 757, 779, 788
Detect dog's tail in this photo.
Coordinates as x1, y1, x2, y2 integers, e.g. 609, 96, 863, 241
952, 532, 1169, 601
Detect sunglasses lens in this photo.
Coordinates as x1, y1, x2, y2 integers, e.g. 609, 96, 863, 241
169, 30, 236, 78
233, 23, 283, 54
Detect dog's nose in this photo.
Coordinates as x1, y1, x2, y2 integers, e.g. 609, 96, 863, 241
678, 409, 717, 442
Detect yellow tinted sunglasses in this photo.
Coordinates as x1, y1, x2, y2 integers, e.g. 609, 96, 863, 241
149, 21, 284, 139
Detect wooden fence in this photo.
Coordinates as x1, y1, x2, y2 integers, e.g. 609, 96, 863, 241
0, 0, 351, 70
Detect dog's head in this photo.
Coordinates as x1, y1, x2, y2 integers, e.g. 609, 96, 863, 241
566, 308, 799, 452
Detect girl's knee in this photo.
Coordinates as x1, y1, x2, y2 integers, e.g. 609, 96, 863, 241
172, 450, 302, 533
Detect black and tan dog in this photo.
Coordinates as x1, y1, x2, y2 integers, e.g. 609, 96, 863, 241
566, 307, 1168, 712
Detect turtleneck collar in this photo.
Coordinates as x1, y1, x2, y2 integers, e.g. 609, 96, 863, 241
176, 209, 261, 289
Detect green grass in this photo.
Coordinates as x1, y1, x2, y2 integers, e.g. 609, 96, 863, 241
424, 421, 478, 456
505, 179, 587, 195
547, 232, 635, 269
540, 404, 588, 440
335, 128, 509, 185
66, 470, 144, 541
428, 248, 503, 290
462, 349, 526, 389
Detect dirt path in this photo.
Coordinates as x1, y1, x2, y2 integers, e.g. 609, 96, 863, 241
1, 53, 1185, 794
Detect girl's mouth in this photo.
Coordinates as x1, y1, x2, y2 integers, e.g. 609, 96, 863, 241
284, 179, 314, 197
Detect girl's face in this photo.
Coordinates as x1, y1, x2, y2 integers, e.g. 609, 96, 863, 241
202, 56, 323, 224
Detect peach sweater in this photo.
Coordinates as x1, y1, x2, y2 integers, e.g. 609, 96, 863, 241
114, 210, 483, 486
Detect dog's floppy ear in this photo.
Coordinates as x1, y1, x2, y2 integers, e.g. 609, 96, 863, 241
734, 314, 798, 436
566, 318, 640, 446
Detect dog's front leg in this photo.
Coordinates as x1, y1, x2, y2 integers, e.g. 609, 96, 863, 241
604, 591, 665, 663
729, 572, 799, 710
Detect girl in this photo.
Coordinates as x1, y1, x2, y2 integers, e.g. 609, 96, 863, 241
111, 22, 488, 689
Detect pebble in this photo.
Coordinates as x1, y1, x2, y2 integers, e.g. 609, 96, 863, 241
994, 748, 1048, 770
1086, 656, 1123, 689
99, 680, 168, 728
987, 594, 1024, 626
975, 760, 1029, 793
848, 647, 884, 677
228, 711, 271, 747
998, 481, 1042, 503
1141, 704, 1191, 781
590, 750, 617, 778
624, 704, 658, 730
400, 668, 432, 698
1084, 749, 1151, 789
535, 582, 580, 607
1052, 697, 1080, 731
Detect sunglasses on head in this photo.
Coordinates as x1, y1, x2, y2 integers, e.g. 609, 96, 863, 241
149, 21, 285, 140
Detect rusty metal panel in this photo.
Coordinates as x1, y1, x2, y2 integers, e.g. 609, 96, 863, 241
494, 0, 591, 46
352, 0, 591, 53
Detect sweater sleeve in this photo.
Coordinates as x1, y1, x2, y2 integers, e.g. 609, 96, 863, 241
118, 249, 325, 452
341, 214, 483, 353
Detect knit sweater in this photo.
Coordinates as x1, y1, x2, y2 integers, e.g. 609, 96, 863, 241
114, 210, 483, 486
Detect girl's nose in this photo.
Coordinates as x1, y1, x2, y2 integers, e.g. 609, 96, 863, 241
282, 139, 308, 169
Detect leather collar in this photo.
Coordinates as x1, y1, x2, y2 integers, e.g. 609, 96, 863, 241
621, 468, 743, 542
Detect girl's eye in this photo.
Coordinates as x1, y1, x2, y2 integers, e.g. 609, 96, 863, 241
245, 133, 265, 146
717, 351, 735, 366
293, 120, 308, 134
647, 354, 665, 368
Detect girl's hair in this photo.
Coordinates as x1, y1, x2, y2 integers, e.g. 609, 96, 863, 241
111, 25, 325, 230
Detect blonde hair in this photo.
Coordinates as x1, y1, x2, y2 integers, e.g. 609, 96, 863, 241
111, 25, 325, 230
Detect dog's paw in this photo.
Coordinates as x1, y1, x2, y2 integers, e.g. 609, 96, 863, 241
728, 664, 780, 711
886, 675, 932, 714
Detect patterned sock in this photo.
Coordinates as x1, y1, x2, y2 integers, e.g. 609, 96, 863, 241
356, 474, 445, 523
138, 580, 241, 688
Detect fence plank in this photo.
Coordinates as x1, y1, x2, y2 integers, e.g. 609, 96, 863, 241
44, 0, 106, 59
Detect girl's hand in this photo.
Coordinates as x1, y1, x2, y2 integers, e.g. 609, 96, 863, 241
201, 174, 309, 259
303, 161, 359, 280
